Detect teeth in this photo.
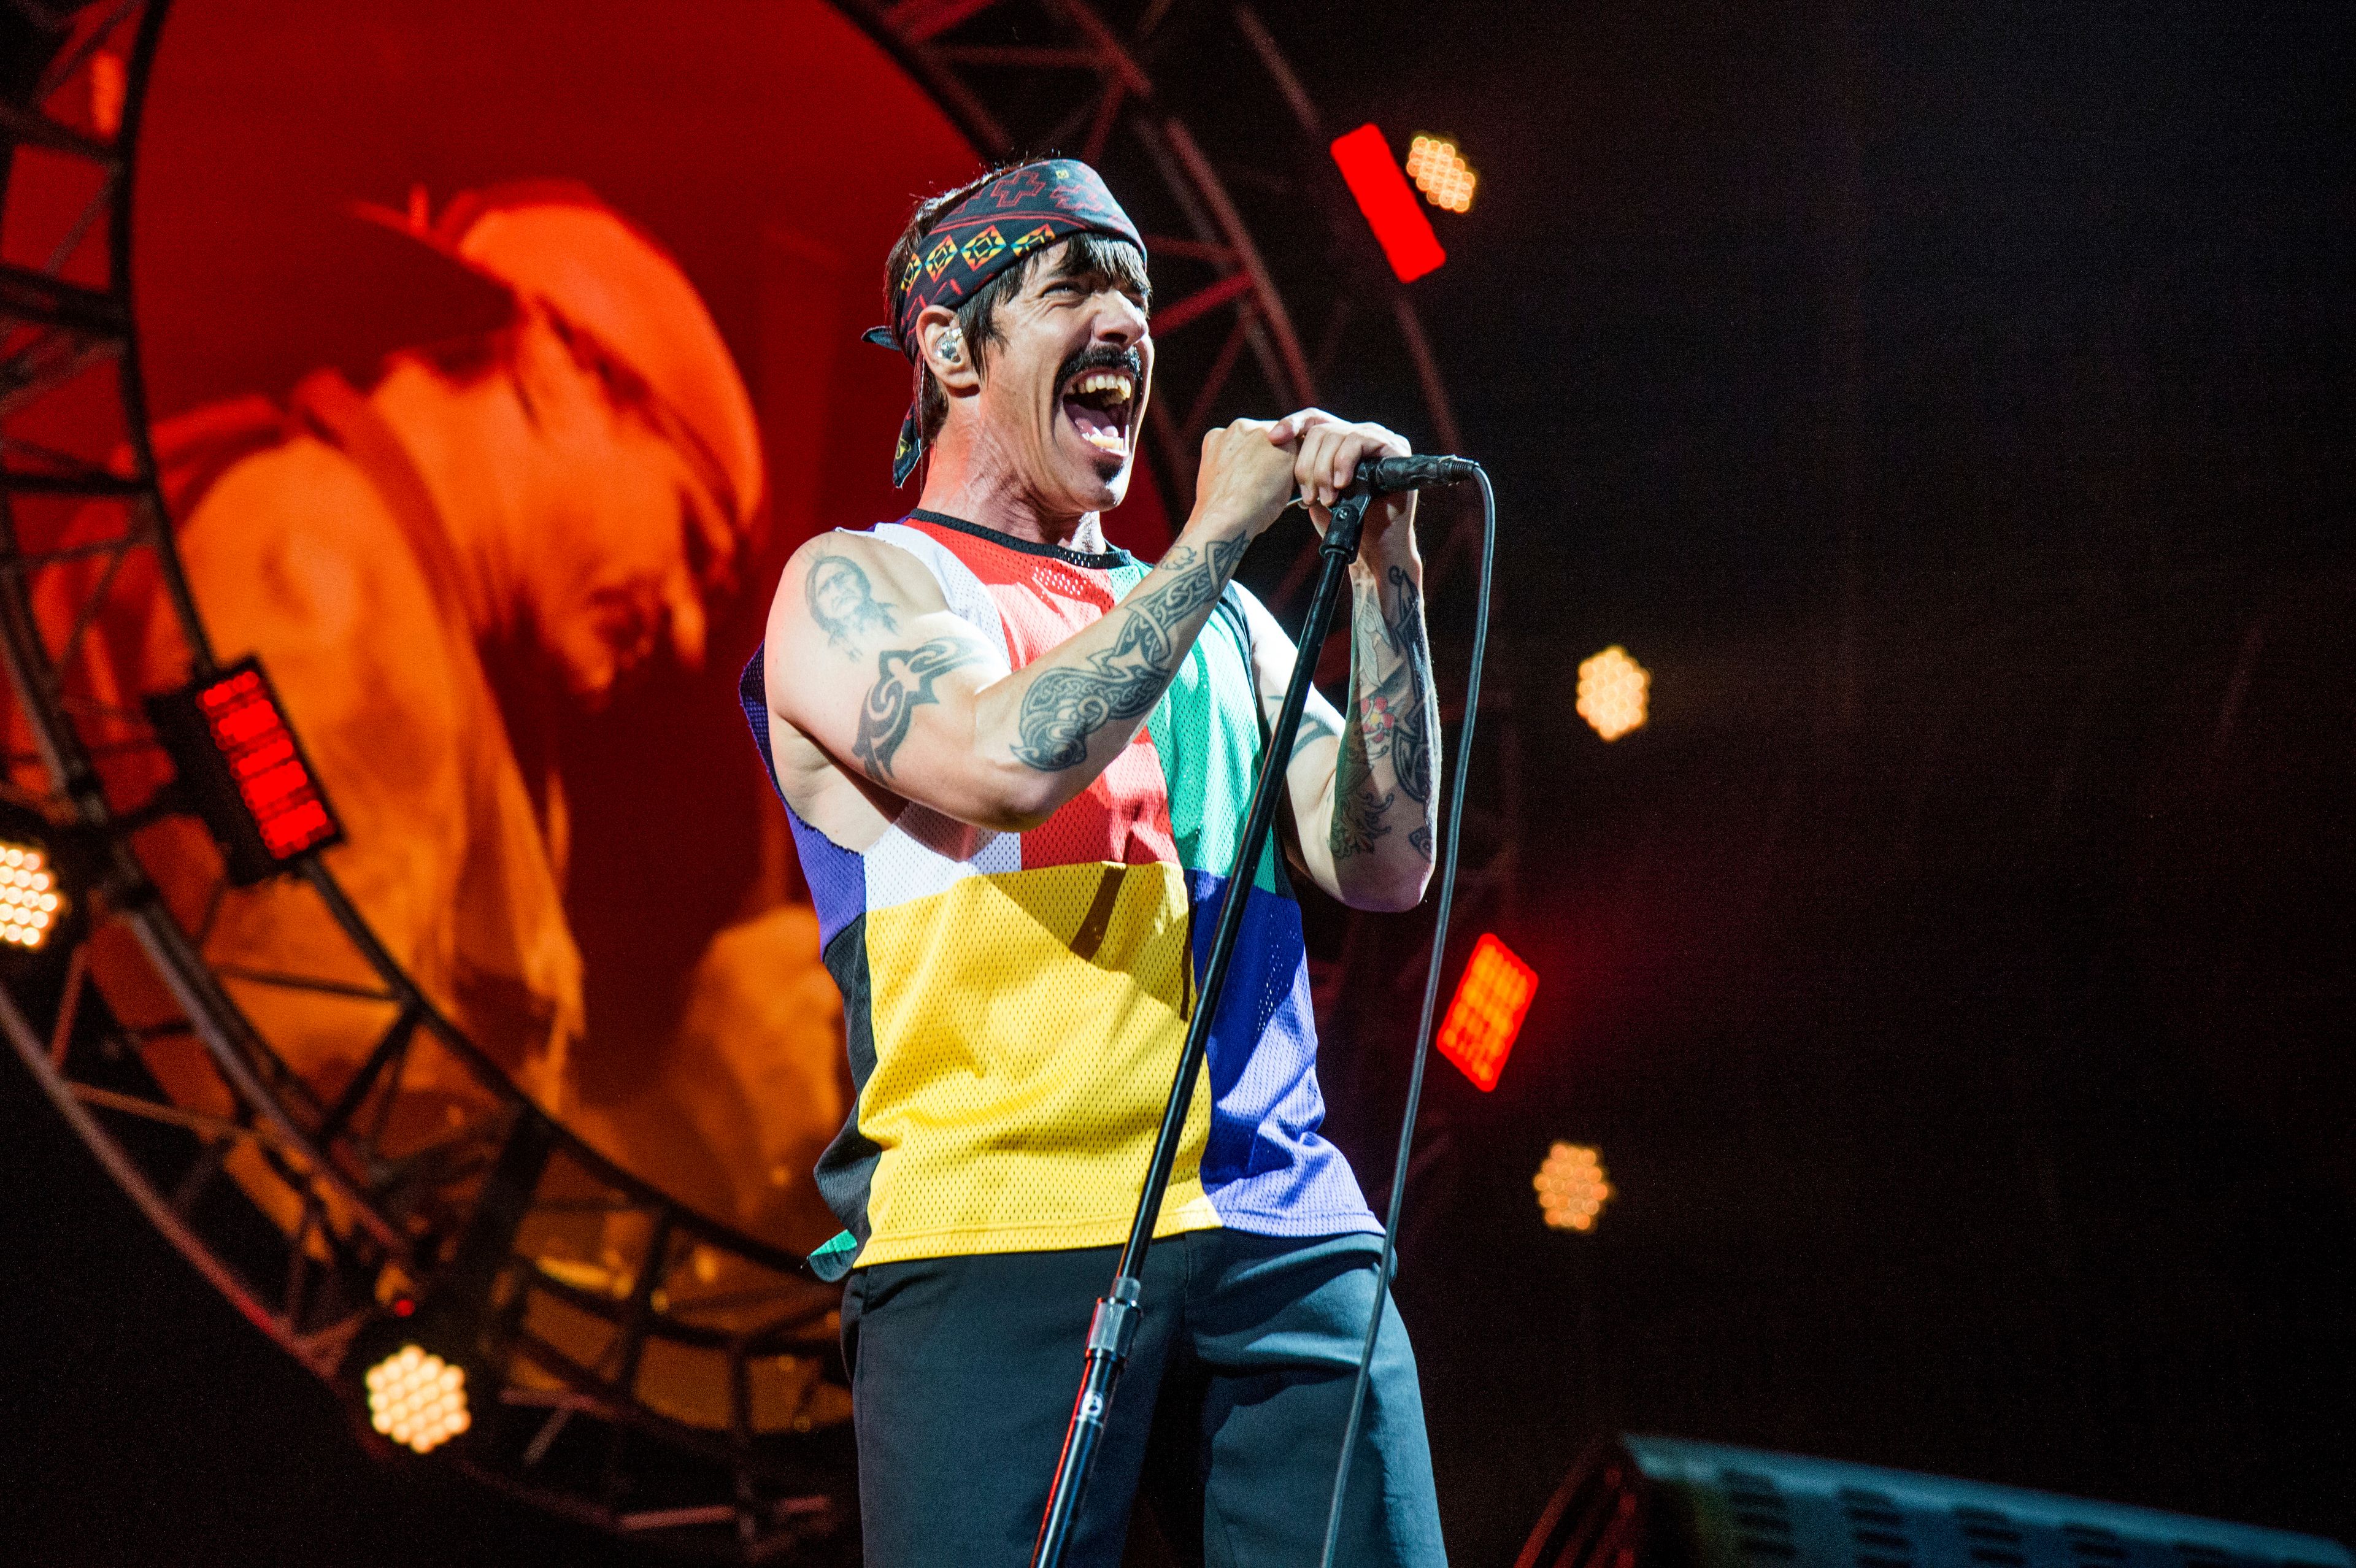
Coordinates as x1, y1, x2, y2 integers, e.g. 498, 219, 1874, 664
1071, 371, 1134, 402
1079, 426, 1128, 453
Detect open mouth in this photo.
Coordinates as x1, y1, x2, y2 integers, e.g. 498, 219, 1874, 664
590, 593, 657, 680
1060, 364, 1138, 459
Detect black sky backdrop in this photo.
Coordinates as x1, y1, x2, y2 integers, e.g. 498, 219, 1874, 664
4, 1, 2351, 1563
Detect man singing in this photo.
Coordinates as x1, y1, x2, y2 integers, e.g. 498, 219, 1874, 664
741, 159, 1447, 1566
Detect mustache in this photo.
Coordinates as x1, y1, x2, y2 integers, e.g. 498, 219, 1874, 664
1055, 342, 1144, 387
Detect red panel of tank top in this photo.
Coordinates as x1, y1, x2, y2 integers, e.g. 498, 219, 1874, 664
975, 561, 1179, 873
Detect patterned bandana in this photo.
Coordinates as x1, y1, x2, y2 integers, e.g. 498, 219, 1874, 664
864, 159, 1145, 486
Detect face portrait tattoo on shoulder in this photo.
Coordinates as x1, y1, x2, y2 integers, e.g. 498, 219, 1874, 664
807, 553, 899, 658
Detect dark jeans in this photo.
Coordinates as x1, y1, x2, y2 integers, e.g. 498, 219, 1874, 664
841, 1229, 1448, 1567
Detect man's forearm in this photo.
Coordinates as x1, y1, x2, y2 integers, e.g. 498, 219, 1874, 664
966, 513, 1253, 818
1330, 547, 1440, 894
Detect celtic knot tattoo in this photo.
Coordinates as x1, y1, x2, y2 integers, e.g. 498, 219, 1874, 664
1011, 531, 1250, 771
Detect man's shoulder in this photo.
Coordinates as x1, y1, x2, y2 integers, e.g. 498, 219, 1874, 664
182, 437, 411, 556
772, 523, 963, 637
180, 438, 436, 622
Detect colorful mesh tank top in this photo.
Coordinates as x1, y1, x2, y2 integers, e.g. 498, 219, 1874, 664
739, 512, 1377, 1278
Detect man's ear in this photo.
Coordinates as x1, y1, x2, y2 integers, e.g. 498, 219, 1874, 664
915, 306, 982, 396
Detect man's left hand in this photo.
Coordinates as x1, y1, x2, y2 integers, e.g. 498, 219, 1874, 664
1266, 409, 1418, 561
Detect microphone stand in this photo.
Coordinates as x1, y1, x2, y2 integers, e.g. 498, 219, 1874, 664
1029, 493, 1372, 1568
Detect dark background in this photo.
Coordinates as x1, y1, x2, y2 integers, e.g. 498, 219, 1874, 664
3, 0, 2351, 1564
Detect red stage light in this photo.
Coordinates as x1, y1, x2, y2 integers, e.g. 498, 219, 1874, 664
148, 657, 344, 885
1329, 124, 1447, 283
194, 668, 337, 858
1436, 934, 1538, 1092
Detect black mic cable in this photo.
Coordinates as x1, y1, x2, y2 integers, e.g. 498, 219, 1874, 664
1317, 458, 1496, 1568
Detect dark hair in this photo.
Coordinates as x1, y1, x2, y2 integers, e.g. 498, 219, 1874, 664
884, 165, 1150, 446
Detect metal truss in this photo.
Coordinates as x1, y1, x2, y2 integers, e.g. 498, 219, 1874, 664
1, 5, 852, 1558
0, 0, 1505, 1559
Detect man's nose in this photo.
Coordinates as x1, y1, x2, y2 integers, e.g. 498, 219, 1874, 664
1092, 290, 1149, 346
664, 574, 709, 671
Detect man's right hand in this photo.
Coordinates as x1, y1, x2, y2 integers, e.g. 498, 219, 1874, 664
1193, 417, 1303, 538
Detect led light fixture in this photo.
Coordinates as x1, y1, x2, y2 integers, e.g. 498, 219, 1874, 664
1576, 645, 1649, 742
146, 656, 344, 885
1436, 933, 1538, 1092
1534, 1142, 1614, 1232
1330, 123, 1447, 283
363, 1342, 471, 1455
0, 842, 64, 951
1405, 135, 1477, 213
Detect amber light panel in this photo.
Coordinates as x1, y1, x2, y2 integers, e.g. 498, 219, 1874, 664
0, 843, 64, 951
1436, 933, 1538, 1092
1576, 645, 1649, 742
1404, 135, 1477, 213
1534, 1142, 1614, 1232
364, 1344, 471, 1455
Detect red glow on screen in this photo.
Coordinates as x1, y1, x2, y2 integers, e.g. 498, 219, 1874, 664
195, 669, 337, 858
1328, 123, 1447, 283
1436, 934, 1537, 1092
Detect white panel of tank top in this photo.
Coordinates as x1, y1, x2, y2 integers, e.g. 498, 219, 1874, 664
861, 801, 1023, 913
859, 522, 1012, 666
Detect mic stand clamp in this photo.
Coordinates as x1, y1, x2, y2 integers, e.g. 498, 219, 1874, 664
1030, 494, 1374, 1568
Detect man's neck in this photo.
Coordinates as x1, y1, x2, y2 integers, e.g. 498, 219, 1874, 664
368, 359, 526, 643
914, 430, 1107, 555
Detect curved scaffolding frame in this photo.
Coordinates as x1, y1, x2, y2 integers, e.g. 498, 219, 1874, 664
0, 1, 1493, 1558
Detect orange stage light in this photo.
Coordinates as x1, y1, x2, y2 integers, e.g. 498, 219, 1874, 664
0, 843, 63, 951
1405, 136, 1477, 213
1436, 933, 1538, 1092
1576, 645, 1648, 742
364, 1343, 471, 1455
1534, 1142, 1614, 1232
1329, 123, 1447, 283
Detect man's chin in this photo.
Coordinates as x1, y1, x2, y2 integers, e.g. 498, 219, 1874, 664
1051, 450, 1131, 514
1079, 471, 1131, 517
559, 655, 626, 712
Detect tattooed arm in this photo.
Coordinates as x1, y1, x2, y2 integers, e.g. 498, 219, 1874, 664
1234, 553, 1439, 912
1235, 409, 1440, 912
1330, 559, 1440, 897
762, 418, 1300, 834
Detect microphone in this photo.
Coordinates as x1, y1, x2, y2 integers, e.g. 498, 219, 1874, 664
1352, 453, 1480, 494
